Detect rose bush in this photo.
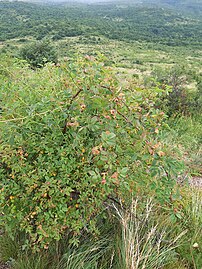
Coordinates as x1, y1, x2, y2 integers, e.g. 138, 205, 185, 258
0, 55, 182, 249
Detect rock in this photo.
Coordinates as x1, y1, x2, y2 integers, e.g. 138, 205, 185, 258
188, 177, 202, 188
0, 262, 10, 269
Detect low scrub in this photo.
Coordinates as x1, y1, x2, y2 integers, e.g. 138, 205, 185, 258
0, 55, 183, 251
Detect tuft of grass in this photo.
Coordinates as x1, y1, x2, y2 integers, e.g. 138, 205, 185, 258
161, 116, 202, 175
177, 188, 202, 269
0, 232, 58, 269
13, 253, 53, 269
112, 199, 187, 269
0, 232, 19, 263
58, 237, 112, 269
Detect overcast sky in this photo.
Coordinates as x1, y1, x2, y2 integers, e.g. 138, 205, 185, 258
18, 0, 124, 3
20, 0, 139, 3
46, 0, 124, 2
45, 0, 114, 1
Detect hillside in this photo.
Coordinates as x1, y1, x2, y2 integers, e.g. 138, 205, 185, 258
0, 0, 201, 47
0, 1, 201, 269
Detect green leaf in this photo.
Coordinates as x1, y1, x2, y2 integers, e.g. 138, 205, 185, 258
120, 167, 129, 177
101, 132, 116, 146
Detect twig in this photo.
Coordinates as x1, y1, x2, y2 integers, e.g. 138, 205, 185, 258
62, 88, 83, 134
70, 88, 83, 104
117, 110, 133, 126
0, 109, 58, 123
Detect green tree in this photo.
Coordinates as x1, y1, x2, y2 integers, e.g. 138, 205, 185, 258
20, 39, 58, 68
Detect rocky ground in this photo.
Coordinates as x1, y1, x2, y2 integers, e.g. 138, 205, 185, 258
188, 176, 202, 188
0, 262, 9, 269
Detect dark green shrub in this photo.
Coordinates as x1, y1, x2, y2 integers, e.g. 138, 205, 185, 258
150, 66, 199, 116
20, 39, 57, 68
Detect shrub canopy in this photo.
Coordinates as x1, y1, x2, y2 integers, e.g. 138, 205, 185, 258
20, 39, 57, 68
0, 55, 182, 249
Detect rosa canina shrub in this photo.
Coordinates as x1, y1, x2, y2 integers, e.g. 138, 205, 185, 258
0, 55, 182, 250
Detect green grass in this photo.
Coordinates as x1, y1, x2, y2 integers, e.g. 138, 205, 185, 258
162, 116, 202, 175
112, 199, 187, 269
1, 198, 197, 269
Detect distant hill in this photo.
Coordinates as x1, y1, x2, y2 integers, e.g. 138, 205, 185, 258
141, 0, 202, 13
0, 0, 201, 46
9, 0, 201, 16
